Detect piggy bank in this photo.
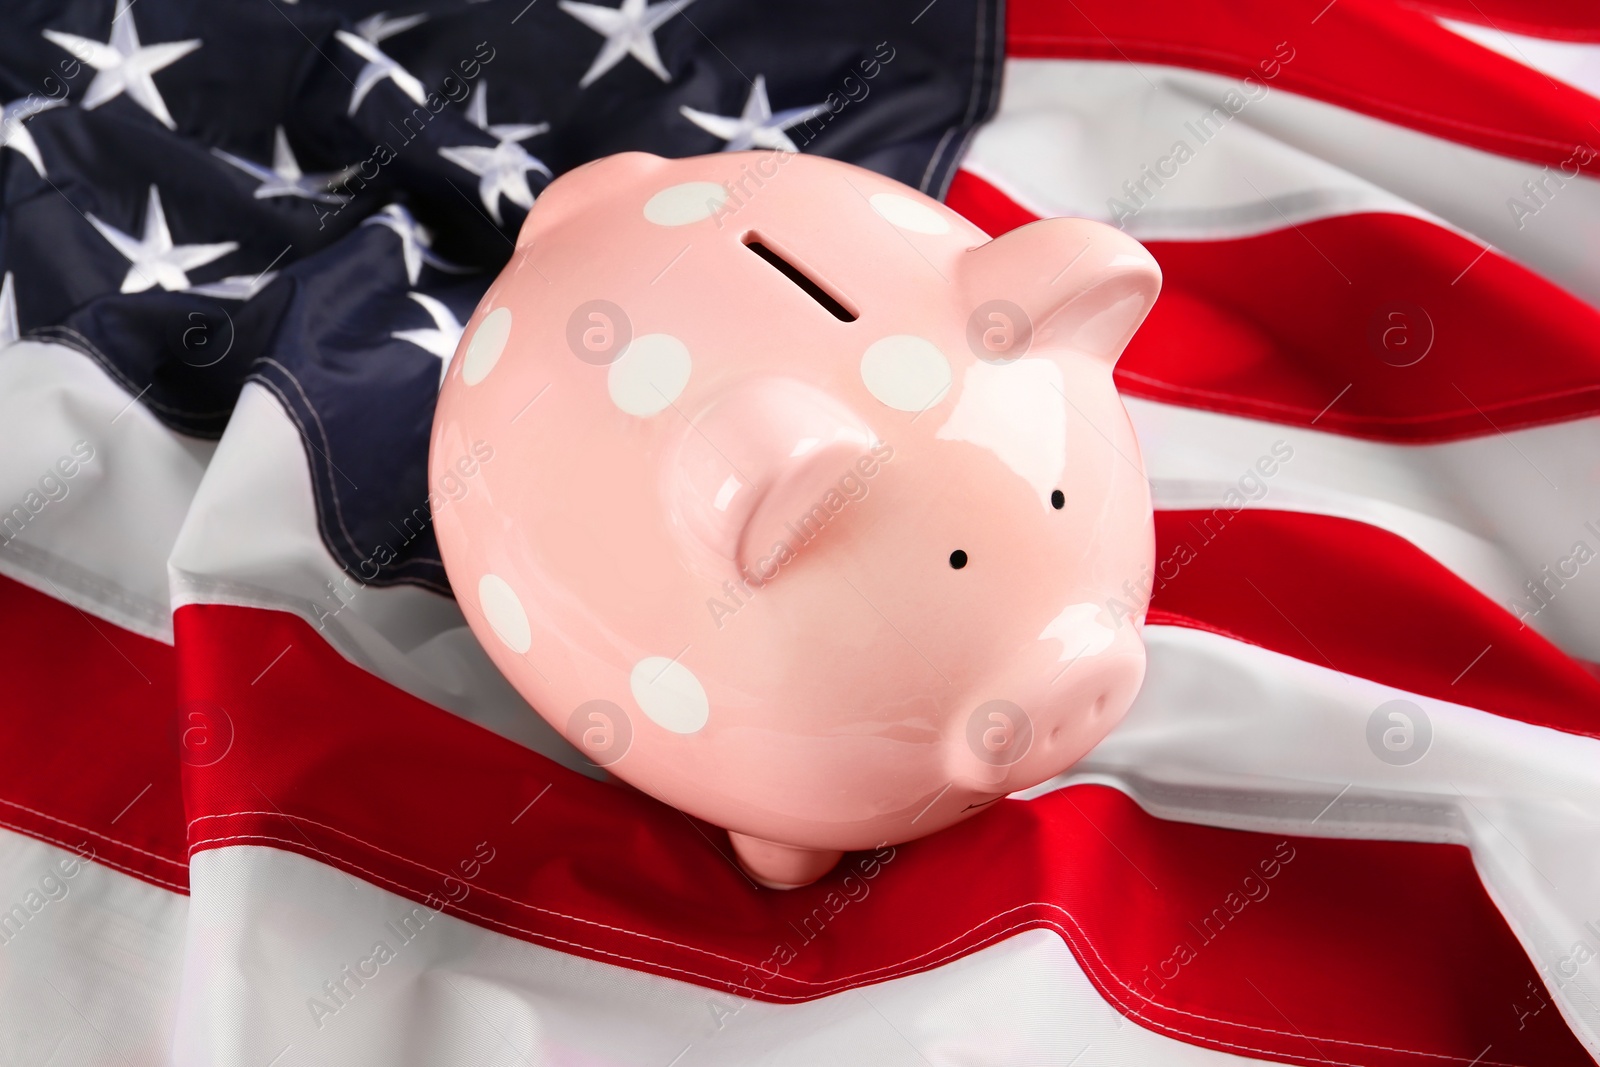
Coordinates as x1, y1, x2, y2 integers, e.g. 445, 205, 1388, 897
429, 151, 1159, 888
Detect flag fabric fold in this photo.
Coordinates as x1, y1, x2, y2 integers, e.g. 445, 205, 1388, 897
2, 0, 1598, 1064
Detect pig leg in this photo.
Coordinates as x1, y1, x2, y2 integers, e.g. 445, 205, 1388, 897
728, 832, 843, 890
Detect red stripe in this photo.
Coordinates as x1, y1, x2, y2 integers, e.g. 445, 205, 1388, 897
174, 601, 1589, 1066
1006, 0, 1600, 172
948, 169, 1600, 441
0, 576, 187, 892
1147, 510, 1600, 736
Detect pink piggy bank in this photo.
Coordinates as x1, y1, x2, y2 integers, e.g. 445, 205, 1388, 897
429, 151, 1160, 888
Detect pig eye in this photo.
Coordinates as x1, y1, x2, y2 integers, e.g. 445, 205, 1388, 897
1051, 489, 1065, 509
949, 550, 968, 569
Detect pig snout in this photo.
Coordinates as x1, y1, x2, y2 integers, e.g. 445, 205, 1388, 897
944, 651, 1145, 799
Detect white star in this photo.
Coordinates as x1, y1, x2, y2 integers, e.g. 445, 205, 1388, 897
186, 271, 279, 301
438, 83, 551, 225
463, 79, 548, 144
42, 0, 200, 130
212, 127, 351, 204
559, 0, 694, 88
1, 96, 65, 177
0, 272, 19, 349
86, 186, 237, 294
680, 75, 828, 154
362, 204, 469, 286
391, 291, 465, 383
355, 11, 428, 42
336, 13, 428, 115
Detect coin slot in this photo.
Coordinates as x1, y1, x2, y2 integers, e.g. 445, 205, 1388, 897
743, 235, 857, 323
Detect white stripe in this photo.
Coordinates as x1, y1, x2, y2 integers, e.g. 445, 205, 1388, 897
1127, 397, 1600, 662
969, 59, 1600, 307
1022, 624, 1600, 1059
0, 341, 212, 642
0, 827, 186, 1066
1441, 18, 1600, 101
965, 68, 1435, 239
167, 383, 595, 775
173, 844, 1292, 1067
0, 344, 590, 772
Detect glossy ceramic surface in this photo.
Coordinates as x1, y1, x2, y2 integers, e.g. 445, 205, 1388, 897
429, 150, 1160, 887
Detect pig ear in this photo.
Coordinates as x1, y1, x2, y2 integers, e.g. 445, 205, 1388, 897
515, 151, 669, 249
959, 217, 1161, 367
670, 379, 878, 577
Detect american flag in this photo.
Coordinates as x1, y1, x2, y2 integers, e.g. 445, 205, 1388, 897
1, 0, 1598, 1063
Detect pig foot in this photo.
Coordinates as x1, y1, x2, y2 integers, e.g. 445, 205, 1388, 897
728, 832, 842, 890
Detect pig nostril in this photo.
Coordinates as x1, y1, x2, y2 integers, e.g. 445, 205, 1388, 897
949, 549, 967, 569
1051, 489, 1065, 509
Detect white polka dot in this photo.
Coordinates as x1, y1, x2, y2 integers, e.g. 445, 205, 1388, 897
861, 336, 951, 412
478, 574, 531, 654
644, 182, 729, 226
462, 307, 512, 386
870, 192, 950, 235
608, 333, 691, 416
630, 657, 709, 733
